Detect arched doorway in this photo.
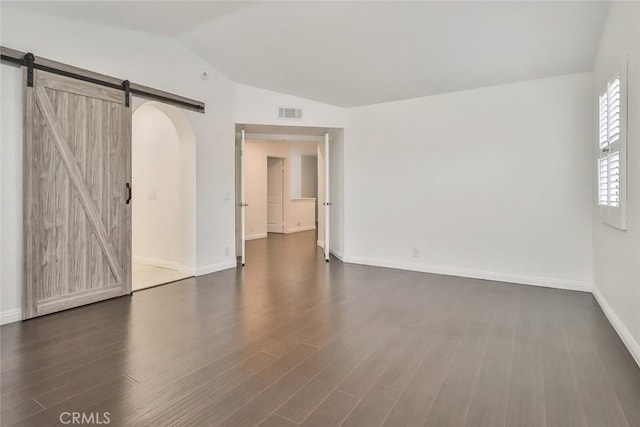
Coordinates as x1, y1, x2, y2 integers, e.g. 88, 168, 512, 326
131, 102, 196, 290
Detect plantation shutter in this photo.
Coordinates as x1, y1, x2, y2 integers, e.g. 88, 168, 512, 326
597, 69, 627, 230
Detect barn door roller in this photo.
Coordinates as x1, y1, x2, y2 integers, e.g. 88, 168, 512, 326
122, 80, 130, 108
24, 52, 35, 87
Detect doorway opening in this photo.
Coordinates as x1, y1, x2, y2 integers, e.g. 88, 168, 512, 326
235, 124, 343, 266
131, 101, 196, 290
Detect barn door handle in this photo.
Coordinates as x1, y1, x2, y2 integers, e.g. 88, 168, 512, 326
126, 183, 132, 204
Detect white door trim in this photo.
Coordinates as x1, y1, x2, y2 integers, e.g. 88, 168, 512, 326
240, 129, 246, 266
324, 132, 330, 262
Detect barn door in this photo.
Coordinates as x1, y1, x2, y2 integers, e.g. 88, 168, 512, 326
23, 69, 132, 319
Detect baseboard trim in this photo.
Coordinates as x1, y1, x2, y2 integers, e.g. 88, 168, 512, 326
179, 265, 196, 275
286, 225, 316, 234
330, 249, 345, 261
592, 287, 640, 368
3, 256, 635, 371
246, 233, 267, 241
195, 260, 237, 276
342, 255, 591, 293
133, 256, 180, 271
1, 309, 22, 325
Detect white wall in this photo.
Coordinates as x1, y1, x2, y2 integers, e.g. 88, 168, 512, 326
244, 140, 318, 240
131, 101, 197, 273
235, 83, 347, 128
148, 101, 198, 274
345, 73, 594, 290
0, 58, 22, 320
290, 155, 302, 199
287, 200, 316, 233
301, 155, 318, 199
591, 1, 640, 366
132, 104, 181, 269
0, 8, 237, 322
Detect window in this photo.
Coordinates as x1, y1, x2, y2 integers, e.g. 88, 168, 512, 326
598, 69, 627, 230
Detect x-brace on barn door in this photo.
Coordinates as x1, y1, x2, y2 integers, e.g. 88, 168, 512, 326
23, 69, 132, 319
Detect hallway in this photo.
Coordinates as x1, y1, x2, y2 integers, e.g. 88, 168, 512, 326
1, 232, 639, 426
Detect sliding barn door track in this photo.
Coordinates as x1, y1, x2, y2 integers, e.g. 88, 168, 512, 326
1, 46, 205, 113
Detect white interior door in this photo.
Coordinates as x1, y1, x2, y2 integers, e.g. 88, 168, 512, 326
267, 157, 284, 233
240, 130, 247, 266
324, 133, 330, 261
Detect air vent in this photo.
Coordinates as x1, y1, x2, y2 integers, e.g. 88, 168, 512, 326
278, 107, 303, 120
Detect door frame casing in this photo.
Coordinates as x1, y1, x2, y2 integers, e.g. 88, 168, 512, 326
240, 129, 246, 265
323, 132, 330, 262
234, 124, 343, 266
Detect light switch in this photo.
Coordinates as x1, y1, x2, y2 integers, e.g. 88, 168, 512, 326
148, 190, 156, 200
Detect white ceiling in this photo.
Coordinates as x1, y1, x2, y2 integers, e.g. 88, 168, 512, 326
4, 1, 610, 107
3, 1, 255, 37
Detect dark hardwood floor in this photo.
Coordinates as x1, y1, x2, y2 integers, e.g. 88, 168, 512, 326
1, 230, 639, 426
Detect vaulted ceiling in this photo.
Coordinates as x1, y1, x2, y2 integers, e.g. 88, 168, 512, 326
4, 1, 610, 107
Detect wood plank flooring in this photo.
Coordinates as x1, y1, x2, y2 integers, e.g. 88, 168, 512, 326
1, 230, 639, 426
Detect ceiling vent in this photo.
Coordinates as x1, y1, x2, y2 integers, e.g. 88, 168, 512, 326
278, 107, 303, 120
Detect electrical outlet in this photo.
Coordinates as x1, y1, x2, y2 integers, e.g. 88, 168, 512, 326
148, 190, 156, 200
225, 246, 230, 256
412, 248, 420, 258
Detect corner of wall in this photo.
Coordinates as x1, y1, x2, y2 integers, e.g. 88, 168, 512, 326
195, 260, 237, 276
592, 285, 640, 367
589, 0, 640, 369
